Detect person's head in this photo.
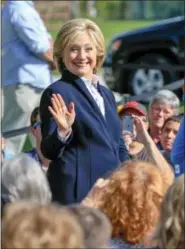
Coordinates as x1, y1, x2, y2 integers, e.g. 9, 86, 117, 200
67, 204, 112, 248
2, 202, 85, 249
118, 101, 149, 139
149, 90, 180, 129
97, 160, 168, 245
160, 115, 182, 151
54, 18, 105, 80
1, 154, 51, 208
30, 107, 41, 146
30, 107, 50, 168
155, 174, 184, 249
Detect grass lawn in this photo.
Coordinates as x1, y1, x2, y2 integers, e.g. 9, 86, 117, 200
48, 19, 154, 48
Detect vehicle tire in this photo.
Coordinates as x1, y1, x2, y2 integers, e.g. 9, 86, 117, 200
127, 53, 180, 98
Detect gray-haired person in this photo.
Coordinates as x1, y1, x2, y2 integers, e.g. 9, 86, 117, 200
148, 89, 180, 149
67, 204, 112, 248
1, 154, 51, 213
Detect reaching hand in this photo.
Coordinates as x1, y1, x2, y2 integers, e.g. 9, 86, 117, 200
132, 115, 149, 143
82, 178, 109, 208
133, 115, 146, 132
122, 131, 134, 151
48, 93, 75, 136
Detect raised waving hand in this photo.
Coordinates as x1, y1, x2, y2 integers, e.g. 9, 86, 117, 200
48, 93, 75, 136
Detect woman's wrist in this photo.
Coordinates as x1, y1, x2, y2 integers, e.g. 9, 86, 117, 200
58, 127, 72, 137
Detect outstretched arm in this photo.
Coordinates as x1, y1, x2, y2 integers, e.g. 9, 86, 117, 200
133, 115, 174, 186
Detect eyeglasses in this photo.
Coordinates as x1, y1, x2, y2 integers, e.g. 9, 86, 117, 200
32, 121, 41, 128
151, 106, 172, 116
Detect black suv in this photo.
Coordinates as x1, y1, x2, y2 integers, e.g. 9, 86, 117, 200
103, 16, 184, 96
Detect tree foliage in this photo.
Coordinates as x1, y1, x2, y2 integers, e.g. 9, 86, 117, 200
78, 0, 184, 20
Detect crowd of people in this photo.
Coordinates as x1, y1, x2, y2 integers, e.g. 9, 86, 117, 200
1, 1, 184, 248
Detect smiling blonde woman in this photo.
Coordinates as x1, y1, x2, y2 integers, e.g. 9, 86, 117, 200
39, 18, 129, 205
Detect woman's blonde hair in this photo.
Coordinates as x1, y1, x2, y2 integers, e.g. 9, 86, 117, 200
2, 202, 85, 248
155, 174, 184, 249
54, 18, 105, 74
97, 160, 168, 245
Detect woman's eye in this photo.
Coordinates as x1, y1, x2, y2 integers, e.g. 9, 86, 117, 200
86, 47, 93, 51
71, 48, 78, 51
164, 111, 170, 115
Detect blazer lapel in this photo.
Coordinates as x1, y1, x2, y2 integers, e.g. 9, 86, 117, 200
75, 78, 104, 117
61, 70, 117, 154
98, 84, 119, 154
74, 79, 117, 152
62, 70, 105, 122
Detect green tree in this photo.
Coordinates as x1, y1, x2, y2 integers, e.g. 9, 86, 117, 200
95, 1, 128, 20
79, 1, 88, 17
149, 1, 184, 19
118, 1, 129, 19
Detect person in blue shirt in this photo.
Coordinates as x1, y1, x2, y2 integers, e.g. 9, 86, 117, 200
25, 107, 50, 173
171, 116, 184, 177
159, 115, 183, 177
1, 136, 14, 163
2, 0, 56, 156
171, 83, 185, 177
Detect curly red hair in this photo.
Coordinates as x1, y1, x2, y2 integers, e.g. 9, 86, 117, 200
98, 160, 169, 245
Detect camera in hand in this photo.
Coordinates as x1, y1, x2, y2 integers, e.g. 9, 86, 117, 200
122, 116, 134, 134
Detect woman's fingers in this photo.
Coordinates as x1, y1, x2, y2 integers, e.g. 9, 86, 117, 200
95, 178, 109, 188
52, 94, 61, 110
51, 96, 61, 113
48, 106, 69, 129
132, 115, 140, 124
48, 106, 58, 120
132, 114, 139, 121
68, 102, 75, 113
51, 93, 67, 113
57, 94, 67, 111
51, 94, 75, 115
49, 94, 75, 128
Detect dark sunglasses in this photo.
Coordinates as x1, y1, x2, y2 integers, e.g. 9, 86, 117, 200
32, 121, 41, 128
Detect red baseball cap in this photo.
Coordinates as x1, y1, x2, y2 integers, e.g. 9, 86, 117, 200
118, 101, 147, 116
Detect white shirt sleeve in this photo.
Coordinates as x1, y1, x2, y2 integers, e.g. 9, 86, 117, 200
57, 128, 72, 143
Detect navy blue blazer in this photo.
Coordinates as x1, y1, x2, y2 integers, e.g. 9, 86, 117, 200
40, 70, 129, 204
